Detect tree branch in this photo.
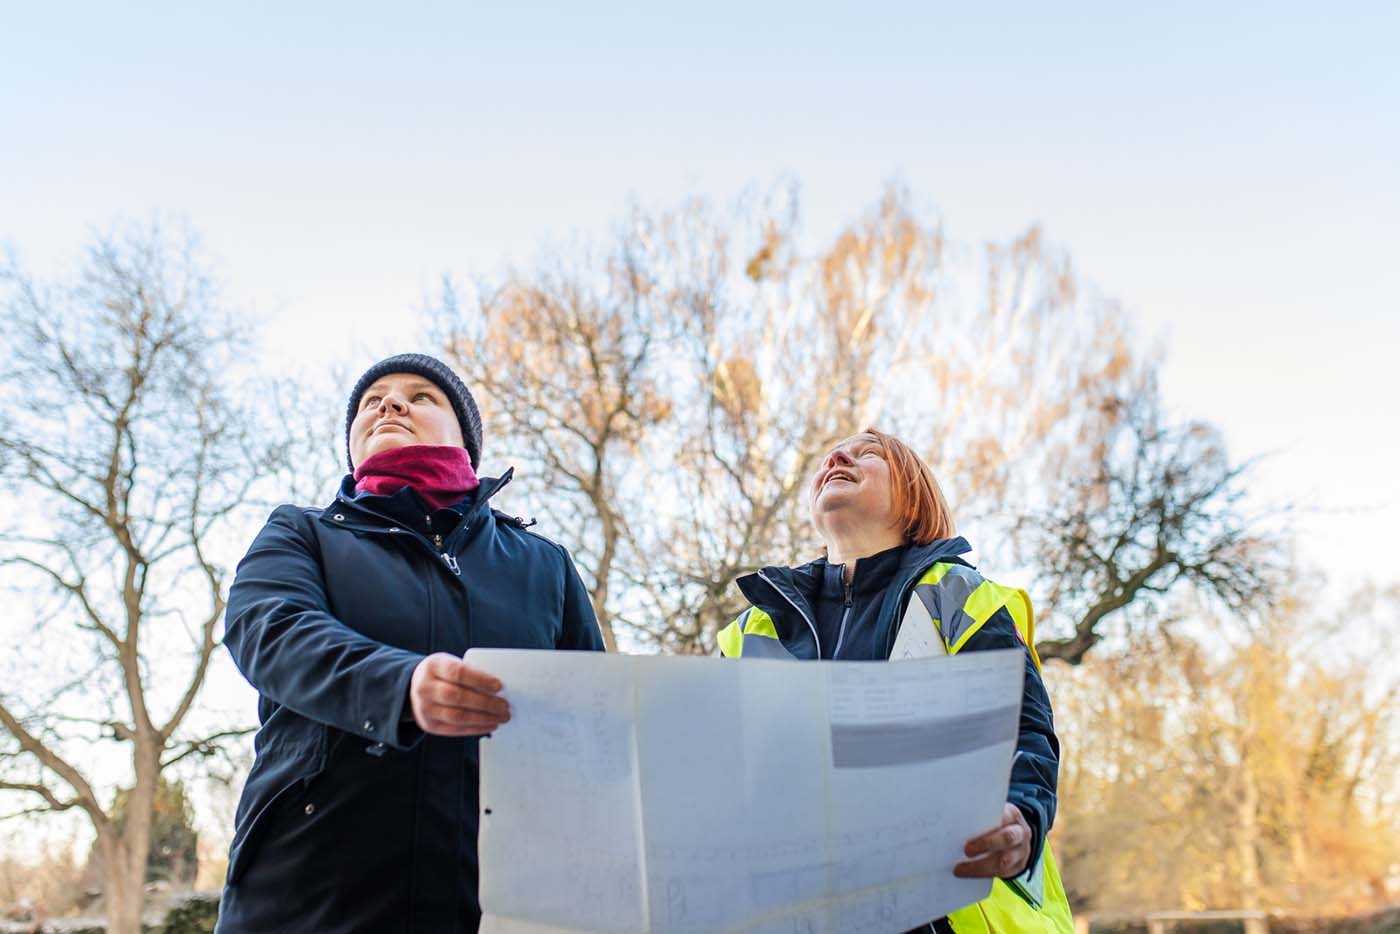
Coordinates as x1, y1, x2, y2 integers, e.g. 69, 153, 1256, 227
0, 780, 82, 814
0, 700, 108, 827
0, 555, 123, 651
159, 727, 256, 770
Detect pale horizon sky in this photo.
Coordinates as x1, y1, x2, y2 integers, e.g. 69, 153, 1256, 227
4, 2, 1397, 597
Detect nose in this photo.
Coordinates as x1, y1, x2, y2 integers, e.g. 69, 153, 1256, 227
377, 392, 408, 415
823, 448, 855, 470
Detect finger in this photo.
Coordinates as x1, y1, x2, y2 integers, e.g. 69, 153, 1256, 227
962, 811, 1012, 855
954, 845, 1028, 879
420, 700, 509, 729
952, 852, 1004, 879
420, 711, 512, 736
429, 657, 504, 693
422, 721, 501, 737
425, 681, 511, 718
963, 804, 1027, 856
425, 697, 515, 728
421, 653, 504, 693
963, 820, 1025, 858
1000, 848, 1028, 876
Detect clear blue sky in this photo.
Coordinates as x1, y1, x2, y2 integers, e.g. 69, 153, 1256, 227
3, 2, 1398, 592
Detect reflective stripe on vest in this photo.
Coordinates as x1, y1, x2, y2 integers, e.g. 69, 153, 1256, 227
915, 566, 1071, 934
717, 607, 778, 658
720, 563, 1042, 671
913, 563, 1044, 672
720, 562, 1074, 933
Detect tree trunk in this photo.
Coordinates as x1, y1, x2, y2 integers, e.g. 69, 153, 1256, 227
587, 505, 620, 652
104, 844, 146, 934
1238, 767, 1262, 911
107, 750, 159, 934
594, 603, 618, 653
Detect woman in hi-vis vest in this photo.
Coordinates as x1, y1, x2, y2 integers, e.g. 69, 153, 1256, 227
718, 428, 1074, 934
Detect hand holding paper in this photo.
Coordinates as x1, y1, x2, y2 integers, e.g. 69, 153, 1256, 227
408, 652, 511, 736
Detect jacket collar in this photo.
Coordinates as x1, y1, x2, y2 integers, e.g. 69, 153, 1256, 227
735, 536, 974, 653
740, 536, 972, 599
327, 467, 514, 529
895, 536, 973, 577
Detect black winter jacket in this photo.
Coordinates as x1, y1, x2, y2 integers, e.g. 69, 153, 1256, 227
217, 472, 603, 934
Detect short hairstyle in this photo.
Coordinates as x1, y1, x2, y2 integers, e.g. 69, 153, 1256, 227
818, 427, 956, 545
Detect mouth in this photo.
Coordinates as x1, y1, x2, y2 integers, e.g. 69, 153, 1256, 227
819, 470, 857, 490
373, 421, 412, 435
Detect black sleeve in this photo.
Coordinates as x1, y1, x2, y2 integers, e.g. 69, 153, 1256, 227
958, 605, 1060, 870
223, 506, 425, 749
555, 546, 607, 652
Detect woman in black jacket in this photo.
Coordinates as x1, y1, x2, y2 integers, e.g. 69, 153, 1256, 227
217, 353, 604, 934
719, 427, 1073, 933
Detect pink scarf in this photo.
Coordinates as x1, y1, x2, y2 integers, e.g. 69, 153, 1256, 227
353, 445, 480, 510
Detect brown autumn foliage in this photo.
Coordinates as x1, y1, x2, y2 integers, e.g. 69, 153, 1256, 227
1049, 587, 1400, 914
0, 839, 83, 921
434, 185, 1276, 660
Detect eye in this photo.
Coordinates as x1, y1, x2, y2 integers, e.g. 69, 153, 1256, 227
361, 395, 381, 410
413, 392, 436, 403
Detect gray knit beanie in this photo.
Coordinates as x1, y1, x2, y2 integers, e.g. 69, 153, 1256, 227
345, 353, 483, 469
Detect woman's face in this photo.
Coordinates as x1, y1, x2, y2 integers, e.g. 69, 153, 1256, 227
348, 373, 465, 469
810, 434, 897, 539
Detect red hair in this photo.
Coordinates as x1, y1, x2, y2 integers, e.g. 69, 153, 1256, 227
819, 427, 956, 544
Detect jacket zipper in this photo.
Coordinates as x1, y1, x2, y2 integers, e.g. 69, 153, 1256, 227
342, 514, 463, 580
756, 569, 822, 658
431, 526, 460, 576
832, 578, 854, 659
330, 469, 513, 584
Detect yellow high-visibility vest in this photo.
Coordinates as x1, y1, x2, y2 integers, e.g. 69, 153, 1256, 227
719, 561, 1075, 934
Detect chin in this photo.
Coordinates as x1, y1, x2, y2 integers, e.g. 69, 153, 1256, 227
358, 436, 413, 462
813, 490, 856, 512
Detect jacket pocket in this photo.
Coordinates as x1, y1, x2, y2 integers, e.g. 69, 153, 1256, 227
226, 726, 329, 886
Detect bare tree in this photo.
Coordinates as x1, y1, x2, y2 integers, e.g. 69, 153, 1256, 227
0, 223, 271, 934
632, 188, 932, 652
1015, 384, 1282, 664
436, 189, 908, 654
435, 227, 675, 652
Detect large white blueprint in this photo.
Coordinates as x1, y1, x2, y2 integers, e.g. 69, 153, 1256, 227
469, 647, 1024, 934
